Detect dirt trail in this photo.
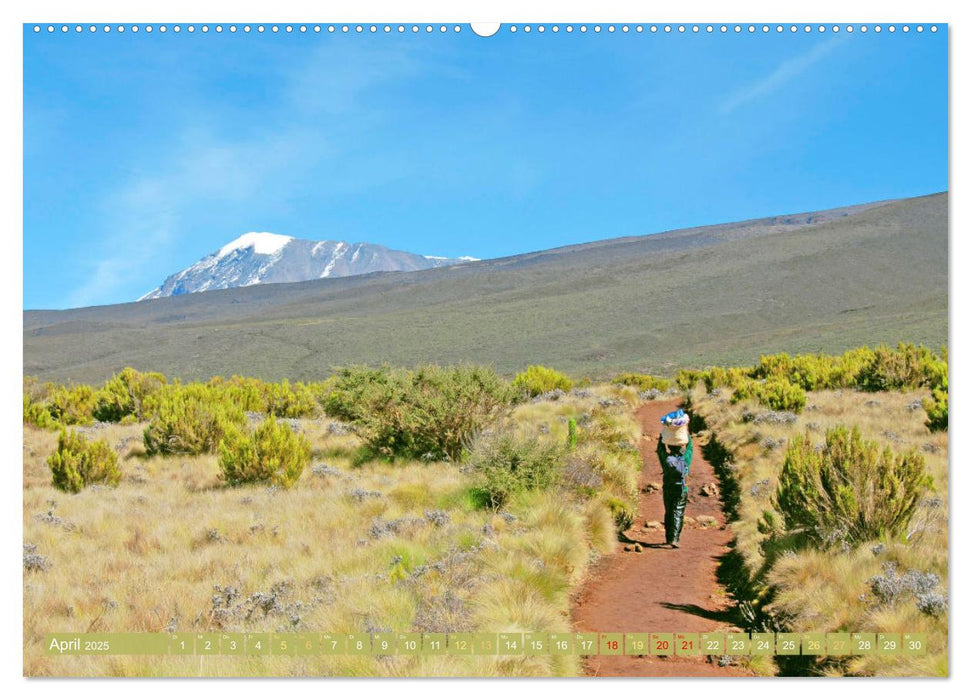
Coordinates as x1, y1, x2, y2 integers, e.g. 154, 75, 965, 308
571, 399, 752, 677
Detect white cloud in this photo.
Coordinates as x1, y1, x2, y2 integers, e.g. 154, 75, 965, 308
719, 38, 845, 114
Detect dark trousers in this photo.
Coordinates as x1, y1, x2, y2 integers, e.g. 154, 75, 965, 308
663, 482, 688, 544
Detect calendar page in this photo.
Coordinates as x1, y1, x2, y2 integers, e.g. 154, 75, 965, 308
21, 8, 948, 682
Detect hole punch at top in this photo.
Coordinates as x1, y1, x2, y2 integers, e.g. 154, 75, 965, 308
470, 23, 501, 37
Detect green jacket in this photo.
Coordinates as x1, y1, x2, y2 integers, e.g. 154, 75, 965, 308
657, 436, 693, 488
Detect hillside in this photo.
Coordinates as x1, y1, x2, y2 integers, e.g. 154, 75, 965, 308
24, 192, 948, 384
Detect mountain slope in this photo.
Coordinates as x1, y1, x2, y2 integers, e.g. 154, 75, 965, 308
140, 232, 473, 299
24, 193, 947, 384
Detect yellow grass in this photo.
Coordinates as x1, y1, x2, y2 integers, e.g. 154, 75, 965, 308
692, 387, 948, 677
24, 387, 641, 677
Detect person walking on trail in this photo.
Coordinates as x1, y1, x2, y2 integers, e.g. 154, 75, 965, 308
657, 409, 693, 549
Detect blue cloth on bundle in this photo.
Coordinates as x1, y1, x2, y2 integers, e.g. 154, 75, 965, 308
660, 408, 688, 426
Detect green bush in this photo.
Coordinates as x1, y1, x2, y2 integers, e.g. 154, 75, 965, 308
678, 345, 947, 399
323, 365, 392, 423
207, 376, 319, 418
921, 346, 948, 389
567, 418, 578, 450
94, 367, 167, 422
856, 343, 943, 392
924, 381, 948, 432
774, 426, 932, 546
676, 366, 751, 393
262, 379, 319, 418
143, 385, 246, 455
703, 366, 751, 392
205, 376, 265, 413
675, 369, 705, 392
732, 378, 807, 412
325, 364, 513, 461
45, 384, 96, 426
47, 429, 121, 493
218, 417, 311, 488
611, 372, 671, 392
23, 395, 59, 430
754, 351, 860, 391
512, 365, 574, 398
469, 431, 564, 508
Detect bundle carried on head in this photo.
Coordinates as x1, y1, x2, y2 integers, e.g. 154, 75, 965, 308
660, 408, 690, 446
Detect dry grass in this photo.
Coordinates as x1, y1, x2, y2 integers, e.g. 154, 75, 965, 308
23, 387, 640, 677
692, 387, 947, 677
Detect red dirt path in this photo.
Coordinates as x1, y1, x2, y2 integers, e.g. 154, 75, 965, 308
571, 399, 753, 677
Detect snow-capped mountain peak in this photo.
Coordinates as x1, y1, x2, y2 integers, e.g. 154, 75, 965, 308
139, 233, 474, 301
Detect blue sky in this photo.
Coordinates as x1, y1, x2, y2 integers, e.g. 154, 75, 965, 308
24, 25, 947, 309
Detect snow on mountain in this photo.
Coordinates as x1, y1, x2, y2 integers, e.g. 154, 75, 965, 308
217, 232, 293, 258
139, 233, 474, 300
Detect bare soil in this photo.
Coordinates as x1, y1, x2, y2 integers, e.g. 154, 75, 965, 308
571, 399, 754, 677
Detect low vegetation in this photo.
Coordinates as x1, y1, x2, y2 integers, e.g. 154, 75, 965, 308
22, 368, 322, 433
219, 417, 312, 489
47, 429, 121, 493
324, 364, 514, 461
93, 367, 167, 423
23, 362, 642, 677
22, 346, 947, 677
468, 431, 565, 509
677, 343, 947, 416
512, 365, 574, 398
773, 426, 931, 546
143, 384, 247, 456
691, 373, 948, 677
610, 372, 672, 393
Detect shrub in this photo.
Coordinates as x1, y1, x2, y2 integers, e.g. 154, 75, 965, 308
47, 429, 121, 493
45, 384, 96, 425
23, 395, 59, 430
262, 380, 319, 418
924, 380, 948, 432
856, 343, 942, 392
219, 417, 311, 488
512, 365, 574, 398
323, 365, 393, 423
567, 418, 578, 450
703, 366, 751, 392
143, 385, 246, 455
675, 365, 751, 393
207, 376, 319, 418
774, 426, 932, 546
920, 346, 948, 389
611, 373, 671, 392
756, 352, 831, 390
732, 378, 807, 412
94, 367, 167, 422
676, 369, 706, 393
678, 345, 947, 398
206, 376, 265, 413
325, 364, 513, 461
469, 431, 564, 508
